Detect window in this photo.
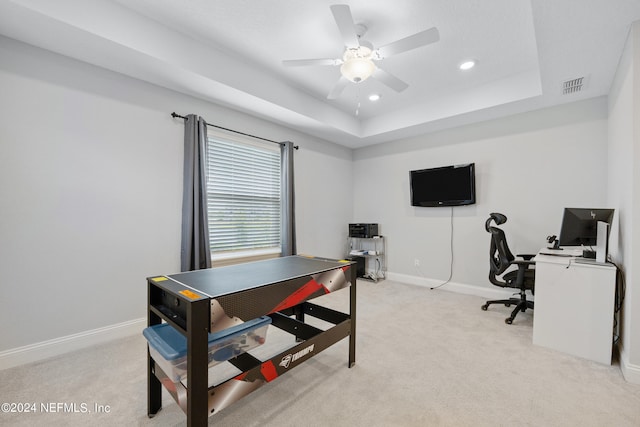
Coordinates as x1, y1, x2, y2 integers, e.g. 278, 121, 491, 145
206, 130, 281, 262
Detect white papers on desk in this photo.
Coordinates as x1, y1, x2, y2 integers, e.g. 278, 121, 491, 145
574, 258, 610, 266
538, 248, 583, 257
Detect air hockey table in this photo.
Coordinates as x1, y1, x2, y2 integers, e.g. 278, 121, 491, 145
146, 255, 357, 426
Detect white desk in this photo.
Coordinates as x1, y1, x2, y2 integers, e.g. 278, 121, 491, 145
532, 249, 616, 365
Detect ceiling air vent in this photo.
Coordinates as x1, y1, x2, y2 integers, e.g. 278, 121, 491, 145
562, 77, 586, 95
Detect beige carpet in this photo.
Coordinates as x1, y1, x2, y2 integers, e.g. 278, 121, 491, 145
2, 280, 640, 427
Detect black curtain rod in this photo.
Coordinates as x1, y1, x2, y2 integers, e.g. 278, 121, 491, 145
171, 112, 298, 150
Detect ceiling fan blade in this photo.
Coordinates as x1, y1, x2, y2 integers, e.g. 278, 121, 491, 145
282, 58, 340, 67
327, 76, 350, 99
375, 27, 440, 58
372, 67, 409, 92
330, 4, 359, 48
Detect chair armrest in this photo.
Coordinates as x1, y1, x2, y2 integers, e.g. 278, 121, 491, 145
513, 259, 535, 267
517, 254, 535, 261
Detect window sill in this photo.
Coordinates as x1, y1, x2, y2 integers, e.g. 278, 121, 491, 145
211, 248, 281, 267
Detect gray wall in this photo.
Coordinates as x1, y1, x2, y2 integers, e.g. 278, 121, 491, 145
608, 21, 640, 381
353, 98, 609, 290
0, 37, 352, 352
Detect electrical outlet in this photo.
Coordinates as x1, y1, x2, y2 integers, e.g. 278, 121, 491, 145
414, 259, 420, 267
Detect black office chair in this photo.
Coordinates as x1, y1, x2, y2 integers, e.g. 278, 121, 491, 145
481, 213, 535, 324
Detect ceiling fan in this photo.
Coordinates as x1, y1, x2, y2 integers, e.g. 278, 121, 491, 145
283, 4, 440, 100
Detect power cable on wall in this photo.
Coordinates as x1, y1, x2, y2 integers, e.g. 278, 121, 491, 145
430, 206, 454, 290
608, 258, 626, 345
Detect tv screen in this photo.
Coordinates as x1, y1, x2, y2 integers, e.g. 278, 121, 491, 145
410, 163, 476, 207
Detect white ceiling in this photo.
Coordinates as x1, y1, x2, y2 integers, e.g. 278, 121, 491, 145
1, 0, 639, 148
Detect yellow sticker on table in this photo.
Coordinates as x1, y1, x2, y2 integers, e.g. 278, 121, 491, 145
179, 289, 202, 300
151, 276, 168, 282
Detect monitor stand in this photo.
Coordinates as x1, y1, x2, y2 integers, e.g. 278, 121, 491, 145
596, 221, 610, 263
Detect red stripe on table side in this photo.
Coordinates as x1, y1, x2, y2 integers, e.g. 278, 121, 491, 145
269, 279, 329, 313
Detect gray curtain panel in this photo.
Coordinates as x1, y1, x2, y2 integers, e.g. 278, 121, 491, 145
281, 141, 297, 256
180, 114, 212, 271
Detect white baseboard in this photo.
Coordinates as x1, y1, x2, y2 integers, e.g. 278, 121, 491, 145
0, 318, 146, 371
385, 271, 518, 300
618, 343, 640, 384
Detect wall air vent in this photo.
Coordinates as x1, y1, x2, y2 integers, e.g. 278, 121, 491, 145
562, 77, 585, 95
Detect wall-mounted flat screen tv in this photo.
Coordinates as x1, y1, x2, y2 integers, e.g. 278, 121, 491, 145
410, 163, 476, 207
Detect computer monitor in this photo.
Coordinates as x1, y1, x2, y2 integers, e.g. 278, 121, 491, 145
558, 208, 615, 247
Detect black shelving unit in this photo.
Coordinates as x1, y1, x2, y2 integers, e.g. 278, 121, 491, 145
348, 235, 386, 282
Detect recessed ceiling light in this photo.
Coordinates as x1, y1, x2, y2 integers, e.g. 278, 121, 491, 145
368, 94, 381, 101
459, 60, 476, 71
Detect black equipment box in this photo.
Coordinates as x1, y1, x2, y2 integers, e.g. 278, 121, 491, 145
349, 223, 379, 238
347, 256, 366, 278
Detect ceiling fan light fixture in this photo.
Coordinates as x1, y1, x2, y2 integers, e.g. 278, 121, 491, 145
341, 46, 375, 83
341, 59, 375, 83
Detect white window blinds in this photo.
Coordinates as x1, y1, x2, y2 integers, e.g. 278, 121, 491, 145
206, 133, 281, 256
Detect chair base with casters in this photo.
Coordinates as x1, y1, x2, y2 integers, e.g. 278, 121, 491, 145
483, 213, 536, 325
481, 291, 534, 325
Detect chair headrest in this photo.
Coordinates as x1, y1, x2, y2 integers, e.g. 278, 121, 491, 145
485, 212, 507, 232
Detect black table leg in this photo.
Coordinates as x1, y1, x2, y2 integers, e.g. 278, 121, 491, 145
187, 298, 210, 427
148, 284, 162, 417
348, 267, 357, 368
